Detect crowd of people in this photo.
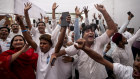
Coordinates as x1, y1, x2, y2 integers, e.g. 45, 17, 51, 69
0, 2, 140, 79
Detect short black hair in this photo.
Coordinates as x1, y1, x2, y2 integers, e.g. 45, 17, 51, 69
0, 27, 10, 33
11, 23, 18, 27
37, 21, 46, 27
39, 34, 52, 46
82, 24, 97, 37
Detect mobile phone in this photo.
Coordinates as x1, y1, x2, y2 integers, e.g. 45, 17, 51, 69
61, 12, 69, 27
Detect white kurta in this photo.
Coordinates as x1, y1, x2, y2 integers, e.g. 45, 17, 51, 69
31, 27, 51, 46
112, 45, 134, 67
123, 31, 133, 40
113, 63, 133, 79
65, 32, 110, 79
36, 47, 72, 79
112, 29, 140, 67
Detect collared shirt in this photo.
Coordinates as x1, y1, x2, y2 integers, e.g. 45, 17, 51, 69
113, 63, 133, 79
65, 32, 110, 79
0, 38, 11, 52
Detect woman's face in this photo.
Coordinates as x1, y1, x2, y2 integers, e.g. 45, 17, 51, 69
12, 36, 25, 49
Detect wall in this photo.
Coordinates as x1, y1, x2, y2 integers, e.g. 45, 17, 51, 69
89, 0, 140, 32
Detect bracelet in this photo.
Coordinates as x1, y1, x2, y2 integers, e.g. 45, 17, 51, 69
22, 30, 27, 32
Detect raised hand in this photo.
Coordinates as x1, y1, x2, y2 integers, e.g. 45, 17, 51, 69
24, 2, 32, 11
94, 4, 106, 13
83, 6, 89, 14
74, 38, 86, 49
52, 2, 59, 10
75, 6, 81, 17
128, 13, 134, 20
40, 13, 43, 18
20, 44, 30, 53
16, 15, 24, 26
44, 16, 49, 23
40, 13, 43, 22
93, 13, 97, 19
98, 14, 102, 19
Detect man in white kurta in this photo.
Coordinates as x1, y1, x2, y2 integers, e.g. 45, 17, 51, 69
36, 46, 72, 79
112, 29, 140, 67
65, 32, 110, 79
8, 24, 22, 40
113, 63, 133, 79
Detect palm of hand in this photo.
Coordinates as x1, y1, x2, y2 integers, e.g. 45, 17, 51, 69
24, 3, 32, 11
98, 7, 105, 12
21, 44, 29, 53
52, 3, 58, 10
76, 9, 81, 15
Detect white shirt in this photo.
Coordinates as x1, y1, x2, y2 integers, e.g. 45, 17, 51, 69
0, 38, 11, 52
0, 18, 6, 27
36, 47, 72, 79
106, 20, 130, 56
65, 32, 110, 79
112, 45, 134, 67
112, 29, 140, 67
31, 27, 51, 46
51, 25, 61, 47
123, 31, 133, 40
113, 63, 133, 79
8, 30, 22, 40
45, 23, 52, 34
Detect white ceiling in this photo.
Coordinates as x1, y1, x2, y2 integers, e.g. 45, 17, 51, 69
29, 0, 104, 13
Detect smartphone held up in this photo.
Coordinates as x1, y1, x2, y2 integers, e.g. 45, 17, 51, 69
61, 12, 70, 27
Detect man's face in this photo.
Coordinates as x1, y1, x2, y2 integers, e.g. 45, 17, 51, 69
11, 24, 19, 33
38, 23, 45, 33
0, 28, 9, 40
40, 39, 51, 53
120, 36, 128, 46
63, 35, 68, 45
133, 57, 140, 78
83, 29, 95, 44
